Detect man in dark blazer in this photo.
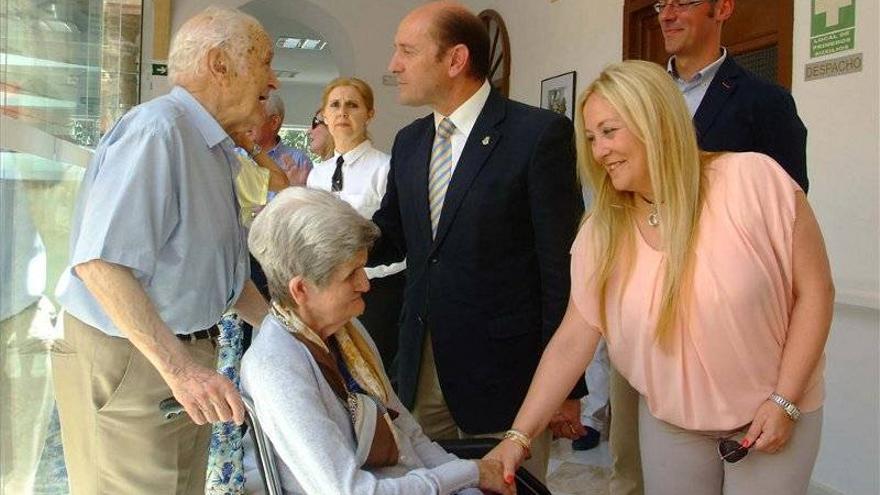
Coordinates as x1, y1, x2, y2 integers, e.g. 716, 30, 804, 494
689, 55, 808, 190
371, 1, 586, 481
663, 0, 808, 190
606, 2, 810, 495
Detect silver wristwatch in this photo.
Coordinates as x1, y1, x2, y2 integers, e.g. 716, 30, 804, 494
769, 393, 801, 421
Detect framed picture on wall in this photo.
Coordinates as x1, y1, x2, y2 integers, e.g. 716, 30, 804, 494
540, 71, 577, 120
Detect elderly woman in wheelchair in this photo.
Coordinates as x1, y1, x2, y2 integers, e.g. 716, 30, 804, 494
241, 188, 513, 495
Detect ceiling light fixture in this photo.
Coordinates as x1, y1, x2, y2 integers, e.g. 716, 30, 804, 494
274, 70, 299, 79
276, 36, 327, 51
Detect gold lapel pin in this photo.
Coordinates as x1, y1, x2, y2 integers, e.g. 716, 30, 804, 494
482, 136, 491, 145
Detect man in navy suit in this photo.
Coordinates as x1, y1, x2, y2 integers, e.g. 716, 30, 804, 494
606, 2, 810, 495
371, 1, 586, 481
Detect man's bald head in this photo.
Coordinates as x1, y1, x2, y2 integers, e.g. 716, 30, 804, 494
405, 1, 490, 81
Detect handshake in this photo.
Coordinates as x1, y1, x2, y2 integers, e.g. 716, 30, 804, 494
480, 429, 531, 495
476, 400, 583, 493
476, 456, 517, 495
452, 429, 540, 495
439, 433, 544, 495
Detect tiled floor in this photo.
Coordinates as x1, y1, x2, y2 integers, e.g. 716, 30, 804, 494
546, 437, 611, 495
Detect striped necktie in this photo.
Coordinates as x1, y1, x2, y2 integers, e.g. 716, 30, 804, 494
428, 118, 456, 236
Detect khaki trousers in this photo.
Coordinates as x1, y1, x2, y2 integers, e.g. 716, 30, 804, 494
639, 397, 822, 495
412, 336, 551, 483
609, 366, 644, 495
0, 301, 55, 495
52, 314, 216, 495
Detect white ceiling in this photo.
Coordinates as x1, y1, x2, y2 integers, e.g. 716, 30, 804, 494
241, 0, 341, 86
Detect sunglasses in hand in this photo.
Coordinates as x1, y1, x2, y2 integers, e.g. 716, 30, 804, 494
718, 438, 754, 463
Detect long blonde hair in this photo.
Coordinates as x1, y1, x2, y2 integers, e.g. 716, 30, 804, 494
574, 60, 704, 346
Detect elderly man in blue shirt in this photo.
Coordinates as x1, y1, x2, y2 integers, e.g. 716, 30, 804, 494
52, 7, 278, 494
253, 93, 313, 186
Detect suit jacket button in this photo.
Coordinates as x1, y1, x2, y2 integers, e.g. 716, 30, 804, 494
429, 257, 438, 264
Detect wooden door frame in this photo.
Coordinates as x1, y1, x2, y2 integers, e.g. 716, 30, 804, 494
622, 0, 658, 63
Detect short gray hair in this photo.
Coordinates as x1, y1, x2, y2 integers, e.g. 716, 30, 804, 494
265, 93, 286, 120
168, 7, 266, 85
248, 188, 380, 308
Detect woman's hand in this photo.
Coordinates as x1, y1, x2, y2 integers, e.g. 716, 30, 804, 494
742, 400, 796, 454
483, 439, 528, 490
477, 458, 516, 495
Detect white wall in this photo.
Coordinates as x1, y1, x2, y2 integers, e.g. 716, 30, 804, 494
793, 1, 879, 310
816, 303, 880, 494
790, 2, 880, 493
464, 0, 624, 107
274, 83, 324, 128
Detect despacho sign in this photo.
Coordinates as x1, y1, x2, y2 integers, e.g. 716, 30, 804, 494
805, 53, 863, 81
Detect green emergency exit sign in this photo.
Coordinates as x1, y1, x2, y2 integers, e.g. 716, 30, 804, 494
811, 0, 856, 58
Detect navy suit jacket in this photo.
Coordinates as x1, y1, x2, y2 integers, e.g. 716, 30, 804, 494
371, 89, 585, 433
694, 56, 809, 192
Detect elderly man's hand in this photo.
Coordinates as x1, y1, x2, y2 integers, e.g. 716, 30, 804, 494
230, 130, 257, 154
282, 155, 310, 186
165, 361, 245, 425
548, 399, 586, 440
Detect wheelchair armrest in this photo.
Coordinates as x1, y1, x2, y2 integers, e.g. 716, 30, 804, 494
436, 438, 500, 459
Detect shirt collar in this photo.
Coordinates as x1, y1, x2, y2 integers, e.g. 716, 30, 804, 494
667, 47, 727, 84
433, 80, 491, 138
334, 139, 373, 165
169, 86, 230, 149
267, 135, 283, 154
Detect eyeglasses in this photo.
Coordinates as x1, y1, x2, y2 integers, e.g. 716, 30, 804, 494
718, 439, 752, 463
311, 115, 326, 129
653, 0, 708, 14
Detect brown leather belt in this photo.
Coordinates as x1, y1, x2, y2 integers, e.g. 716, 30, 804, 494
176, 325, 220, 342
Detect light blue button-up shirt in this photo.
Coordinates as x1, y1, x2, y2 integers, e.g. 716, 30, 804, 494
268, 140, 312, 180
668, 48, 728, 117
56, 87, 249, 337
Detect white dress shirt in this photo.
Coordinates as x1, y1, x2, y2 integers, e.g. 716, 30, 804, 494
432, 80, 492, 176
307, 140, 405, 279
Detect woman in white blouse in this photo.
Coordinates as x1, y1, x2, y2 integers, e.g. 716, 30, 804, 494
307, 77, 404, 378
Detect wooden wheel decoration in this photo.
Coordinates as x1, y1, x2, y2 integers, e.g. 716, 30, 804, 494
478, 9, 511, 97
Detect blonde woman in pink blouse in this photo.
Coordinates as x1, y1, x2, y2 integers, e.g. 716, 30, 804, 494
487, 60, 834, 495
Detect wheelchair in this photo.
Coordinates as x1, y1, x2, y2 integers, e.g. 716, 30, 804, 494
159, 397, 551, 494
